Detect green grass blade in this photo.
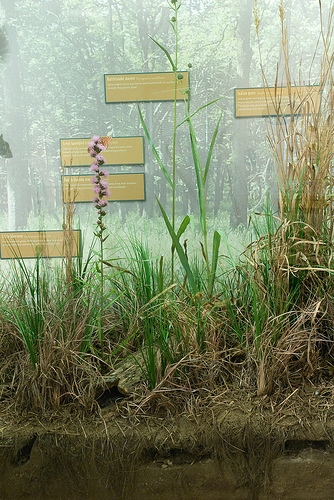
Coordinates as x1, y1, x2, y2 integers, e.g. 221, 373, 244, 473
204, 111, 223, 185
157, 199, 198, 296
149, 36, 176, 71
208, 230, 221, 297
171, 215, 190, 252
188, 120, 205, 233
176, 97, 223, 129
158, 256, 164, 293
177, 215, 190, 239
138, 104, 173, 188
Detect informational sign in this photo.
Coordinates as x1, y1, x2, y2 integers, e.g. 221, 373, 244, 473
234, 86, 320, 117
0, 230, 81, 259
62, 173, 146, 202
104, 72, 189, 103
60, 136, 144, 167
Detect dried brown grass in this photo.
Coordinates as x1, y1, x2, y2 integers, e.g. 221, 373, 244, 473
257, 2, 334, 233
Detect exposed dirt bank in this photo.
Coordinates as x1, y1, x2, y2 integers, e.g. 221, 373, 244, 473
1, 388, 334, 499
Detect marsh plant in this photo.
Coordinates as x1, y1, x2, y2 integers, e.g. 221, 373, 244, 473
224, 0, 334, 395
88, 135, 111, 346
3, 3, 334, 414
139, 0, 222, 298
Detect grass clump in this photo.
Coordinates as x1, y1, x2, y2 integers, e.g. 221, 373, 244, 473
2, 1, 334, 419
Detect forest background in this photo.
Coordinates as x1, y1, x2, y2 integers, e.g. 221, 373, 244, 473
0, 0, 330, 253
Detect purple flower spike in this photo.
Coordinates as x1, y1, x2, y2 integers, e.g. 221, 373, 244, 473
90, 134, 109, 244
95, 154, 106, 163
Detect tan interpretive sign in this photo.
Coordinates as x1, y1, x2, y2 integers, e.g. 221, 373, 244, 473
104, 72, 189, 103
62, 173, 145, 202
60, 137, 144, 167
234, 86, 320, 117
0, 230, 81, 259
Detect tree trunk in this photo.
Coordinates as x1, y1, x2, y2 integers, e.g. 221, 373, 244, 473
2, 0, 32, 230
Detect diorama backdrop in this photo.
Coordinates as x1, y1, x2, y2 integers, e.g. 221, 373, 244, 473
0, 0, 329, 253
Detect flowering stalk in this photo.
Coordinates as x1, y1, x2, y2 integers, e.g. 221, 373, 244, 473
88, 135, 111, 347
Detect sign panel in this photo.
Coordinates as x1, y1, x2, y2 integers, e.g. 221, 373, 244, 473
0, 230, 81, 259
60, 136, 144, 167
62, 173, 146, 202
234, 86, 320, 117
104, 72, 189, 103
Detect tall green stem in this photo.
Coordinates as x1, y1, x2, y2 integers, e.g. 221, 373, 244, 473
171, 1, 178, 282
99, 237, 104, 346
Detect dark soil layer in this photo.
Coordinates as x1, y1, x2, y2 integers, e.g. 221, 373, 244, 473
1, 388, 334, 499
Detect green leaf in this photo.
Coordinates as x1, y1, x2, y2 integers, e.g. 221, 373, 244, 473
176, 97, 223, 129
204, 111, 223, 185
149, 36, 176, 71
208, 230, 221, 297
188, 120, 205, 233
157, 199, 198, 296
158, 256, 164, 293
177, 214, 190, 238
171, 215, 190, 252
168, 21, 177, 34
138, 104, 173, 188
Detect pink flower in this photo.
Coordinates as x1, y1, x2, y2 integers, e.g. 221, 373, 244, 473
90, 135, 109, 241
95, 154, 106, 163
